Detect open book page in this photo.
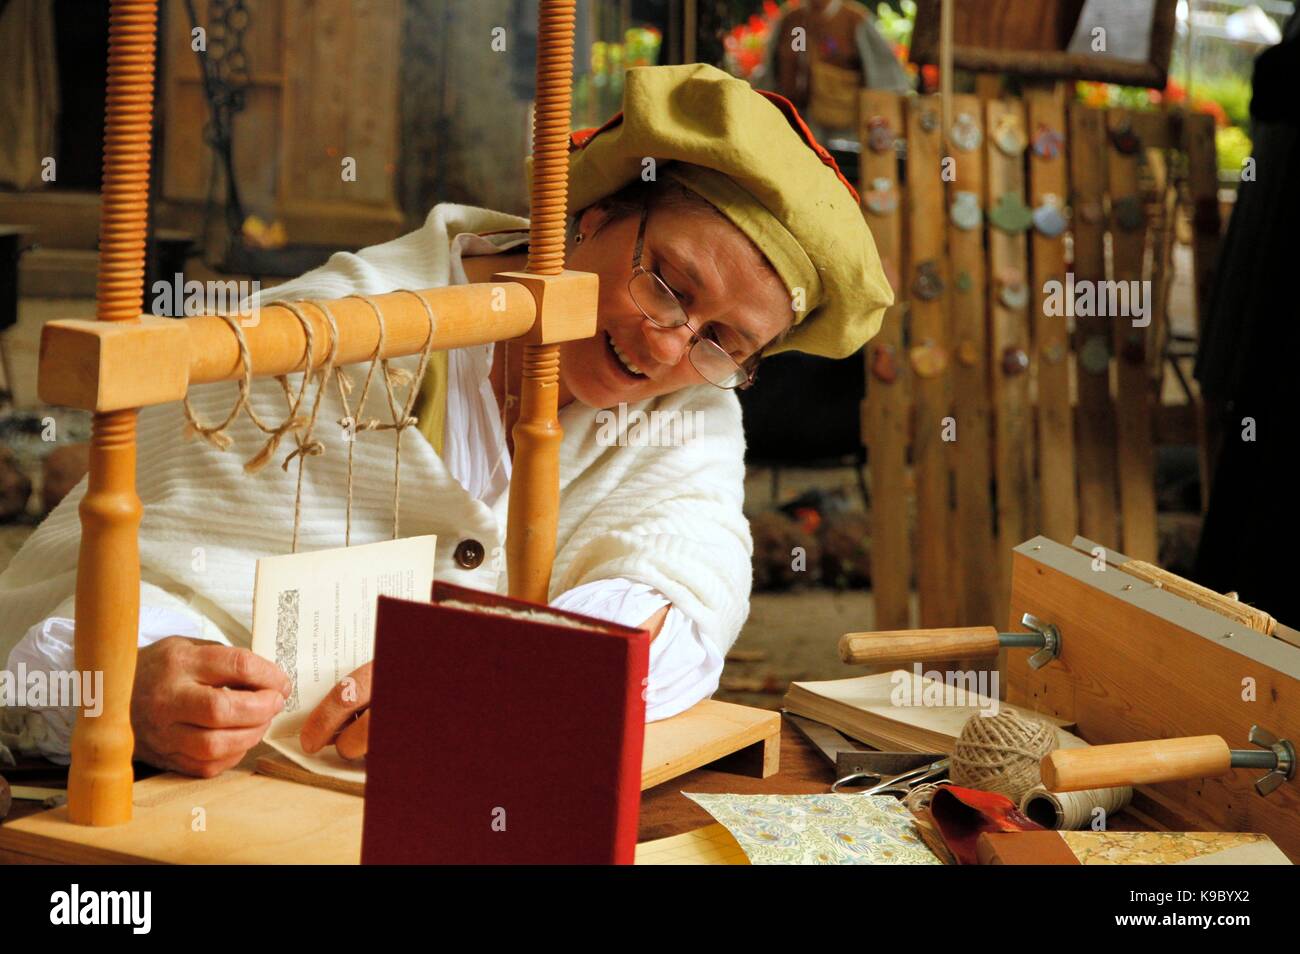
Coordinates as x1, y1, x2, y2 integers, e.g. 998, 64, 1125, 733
250, 535, 437, 782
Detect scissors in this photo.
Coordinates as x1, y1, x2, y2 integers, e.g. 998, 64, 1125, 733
785, 712, 950, 797
831, 756, 950, 796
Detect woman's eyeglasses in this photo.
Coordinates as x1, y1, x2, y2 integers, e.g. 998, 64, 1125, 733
626, 202, 755, 390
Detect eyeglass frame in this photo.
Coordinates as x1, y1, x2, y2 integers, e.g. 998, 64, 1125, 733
625, 200, 758, 391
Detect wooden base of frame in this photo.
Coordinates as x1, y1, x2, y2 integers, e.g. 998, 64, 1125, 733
0, 701, 780, 864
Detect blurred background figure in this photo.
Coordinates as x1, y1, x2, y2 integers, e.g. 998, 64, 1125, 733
1193, 5, 1300, 624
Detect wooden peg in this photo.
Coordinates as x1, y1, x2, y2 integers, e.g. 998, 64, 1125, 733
1041, 736, 1232, 792
839, 627, 1003, 666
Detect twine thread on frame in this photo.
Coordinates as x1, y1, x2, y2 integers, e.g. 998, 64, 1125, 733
179, 290, 435, 551
180, 312, 255, 452
277, 301, 342, 553
950, 709, 1057, 804
316, 297, 380, 547
379, 290, 437, 539
179, 306, 317, 474
243, 306, 317, 474
320, 292, 437, 544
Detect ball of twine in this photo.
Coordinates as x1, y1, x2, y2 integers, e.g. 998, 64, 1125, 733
950, 709, 1057, 803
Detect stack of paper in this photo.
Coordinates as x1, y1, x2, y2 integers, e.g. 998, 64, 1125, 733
783, 670, 1070, 753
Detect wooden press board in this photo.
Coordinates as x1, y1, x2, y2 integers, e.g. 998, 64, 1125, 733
0, 700, 779, 864
1004, 536, 1300, 861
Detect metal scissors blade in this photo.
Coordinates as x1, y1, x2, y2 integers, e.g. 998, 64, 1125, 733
832, 757, 951, 796
785, 713, 949, 795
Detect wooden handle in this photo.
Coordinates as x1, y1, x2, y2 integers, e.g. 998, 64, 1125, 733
838, 627, 1002, 665
1041, 736, 1232, 792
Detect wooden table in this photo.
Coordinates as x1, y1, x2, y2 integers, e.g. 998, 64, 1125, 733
3, 718, 1163, 863
0, 715, 830, 862
639, 719, 833, 842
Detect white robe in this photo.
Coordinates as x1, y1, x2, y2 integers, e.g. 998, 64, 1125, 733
0, 203, 754, 760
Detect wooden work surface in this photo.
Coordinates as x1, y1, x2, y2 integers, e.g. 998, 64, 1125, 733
0, 701, 787, 863
1, 716, 1160, 862
637, 719, 833, 842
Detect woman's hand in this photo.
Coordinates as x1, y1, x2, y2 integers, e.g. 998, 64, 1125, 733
131, 636, 292, 777
300, 661, 372, 761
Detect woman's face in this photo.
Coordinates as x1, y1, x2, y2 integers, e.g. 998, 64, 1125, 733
559, 201, 794, 410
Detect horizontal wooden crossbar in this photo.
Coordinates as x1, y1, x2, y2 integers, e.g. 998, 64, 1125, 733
37, 280, 564, 413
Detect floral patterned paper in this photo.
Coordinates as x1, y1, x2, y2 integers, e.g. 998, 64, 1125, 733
683, 793, 941, 865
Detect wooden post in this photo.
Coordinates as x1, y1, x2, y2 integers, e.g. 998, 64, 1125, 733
1107, 108, 1157, 562
904, 95, 956, 630
1068, 102, 1119, 549
1026, 83, 1076, 545
1183, 112, 1221, 508
67, 0, 158, 826
985, 97, 1035, 618
859, 90, 911, 632
944, 92, 996, 629
507, 0, 576, 604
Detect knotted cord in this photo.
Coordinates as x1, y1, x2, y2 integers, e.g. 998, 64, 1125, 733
179, 291, 436, 549
277, 300, 341, 552
179, 304, 317, 475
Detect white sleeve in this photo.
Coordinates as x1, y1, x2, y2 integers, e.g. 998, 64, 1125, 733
1, 605, 227, 765
549, 578, 724, 723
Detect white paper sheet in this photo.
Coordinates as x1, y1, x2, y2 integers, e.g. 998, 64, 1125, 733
250, 535, 437, 782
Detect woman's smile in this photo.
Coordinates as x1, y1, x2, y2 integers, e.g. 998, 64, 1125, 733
606, 330, 649, 379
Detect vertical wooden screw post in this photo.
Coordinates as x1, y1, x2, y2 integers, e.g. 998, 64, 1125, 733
67, 0, 157, 825
507, 0, 576, 604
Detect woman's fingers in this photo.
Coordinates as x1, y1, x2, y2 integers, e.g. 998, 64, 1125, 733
130, 637, 291, 778
158, 750, 253, 779
189, 644, 292, 697
153, 721, 274, 769
335, 709, 370, 761
299, 663, 373, 754
174, 683, 286, 729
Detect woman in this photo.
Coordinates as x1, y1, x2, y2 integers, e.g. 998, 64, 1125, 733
0, 64, 891, 775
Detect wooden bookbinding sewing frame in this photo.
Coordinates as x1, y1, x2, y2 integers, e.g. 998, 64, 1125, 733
36, 0, 598, 827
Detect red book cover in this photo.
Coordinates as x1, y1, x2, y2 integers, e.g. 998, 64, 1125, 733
361, 581, 650, 864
